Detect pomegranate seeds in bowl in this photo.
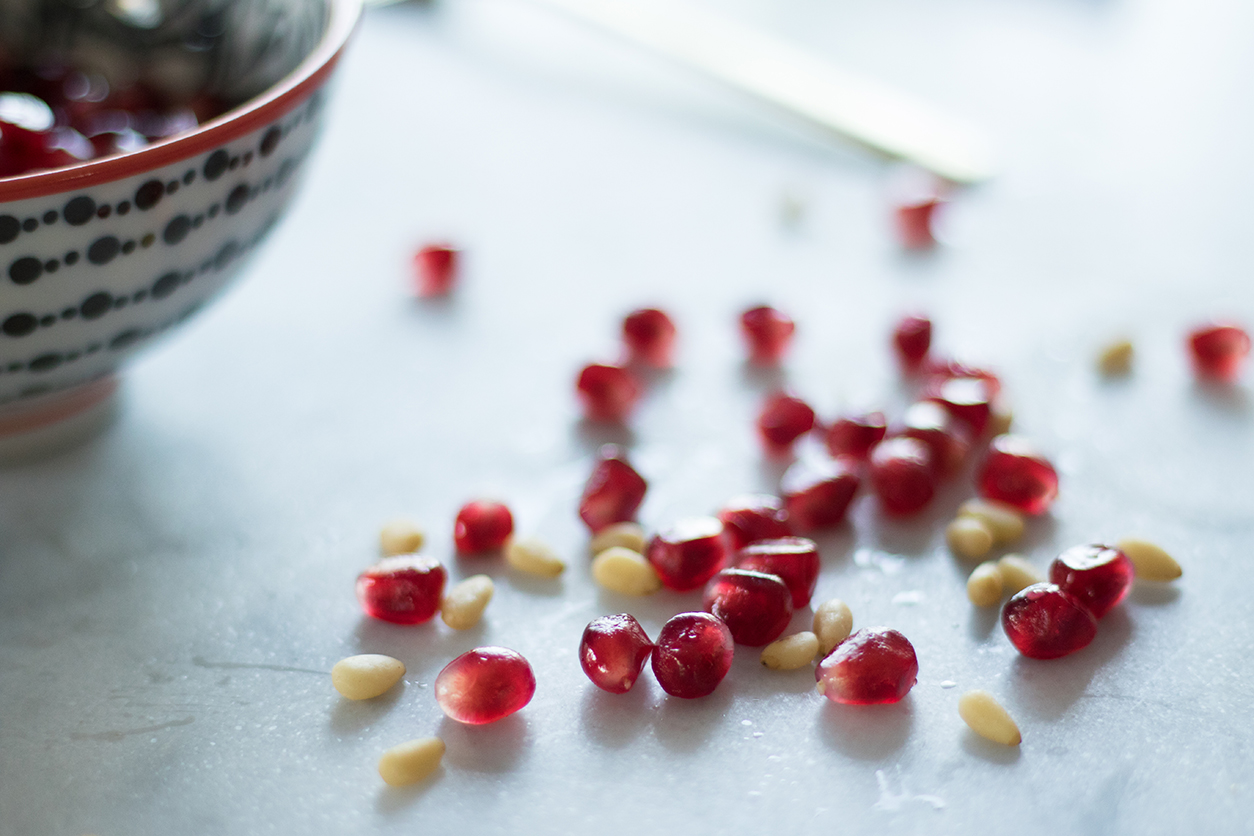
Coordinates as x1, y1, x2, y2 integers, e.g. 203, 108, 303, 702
454, 500, 514, 554
576, 363, 641, 423
1001, 583, 1098, 659
815, 628, 918, 705
622, 308, 677, 368
651, 612, 735, 698
1048, 544, 1134, 619
413, 244, 459, 297
740, 305, 796, 365
1188, 323, 1251, 382
580, 614, 654, 693
646, 517, 729, 591
579, 445, 647, 533
435, 647, 537, 724
977, 435, 1059, 515
702, 568, 794, 647
356, 556, 447, 625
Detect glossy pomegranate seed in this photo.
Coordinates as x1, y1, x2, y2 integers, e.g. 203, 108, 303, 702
717, 494, 792, 550
579, 445, 647, 533
977, 435, 1059, 515
740, 305, 796, 365
894, 400, 971, 476
453, 500, 514, 554
356, 555, 447, 625
579, 613, 654, 693
892, 315, 932, 369
434, 647, 536, 724
823, 412, 887, 460
1048, 544, 1134, 619
779, 457, 860, 530
413, 244, 459, 296
1188, 323, 1251, 382
647, 517, 729, 591
815, 628, 918, 705
895, 199, 941, 249
576, 363, 641, 422
869, 436, 936, 515
922, 358, 1003, 398
651, 612, 734, 698
622, 308, 677, 368
735, 536, 820, 608
926, 376, 994, 436
1001, 583, 1098, 659
757, 393, 816, 449
702, 568, 794, 646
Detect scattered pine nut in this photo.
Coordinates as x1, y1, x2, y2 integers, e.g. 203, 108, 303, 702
505, 537, 566, 578
958, 690, 1021, 746
958, 499, 1025, 545
1116, 538, 1182, 582
1097, 339, 1134, 376
988, 407, 1013, 437
946, 517, 994, 560
331, 654, 406, 700
440, 574, 494, 629
997, 554, 1043, 594
589, 522, 647, 556
378, 737, 445, 786
591, 546, 661, 595
379, 520, 425, 556
967, 561, 1004, 607
813, 598, 853, 656
761, 632, 820, 670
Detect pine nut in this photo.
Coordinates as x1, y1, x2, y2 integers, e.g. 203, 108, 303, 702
505, 537, 566, 578
946, 517, 994, 560
440, 575, 494, 629
813, 598, 853, 656
997, 554, 1043, 594
589, 521, 647, 555
967, 561, 1004, 607
958, 690, 1021, 746
1097, 339, 1134, 376
1116, 538, 1181, 582
378, 737, 445, 786
331, 654, 406, 700
379, 520, 425, 556
761, 632, 820, 670
591, 546, 661, 595
958, 499, 1025, 545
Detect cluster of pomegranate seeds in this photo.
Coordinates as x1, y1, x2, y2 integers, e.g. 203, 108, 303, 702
892, 315, 933, 369
977, 435, 1059, 515
651, 612, 735, 698
895, 400, 971, 477
356, 556, 448, 625
702, 568, 794, 646
580, 614, 654, 693
824, 413, 887, 459
718, 494, 792, 550
779, 458, 860, 530
868, 437, 936, 515
622, 308, 677, 368
413, 244, 459, 297
1001, 583, 1097, 659
756, 393, 816, 450
434, 647, 536, 724
1188, 323, 1250, 382
453, 500, 514, 554
646, 517, 729, 591
578, 445, 647, 533
815, 628, 919, 705
735, 536, 820, 608
1048, 544, 1134, 619
740, 306, 796, 365
576, 363, 641, 422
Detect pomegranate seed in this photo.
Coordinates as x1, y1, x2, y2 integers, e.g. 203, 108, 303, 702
1001, 583, 1097, 659
735, 536, 820, 608
894, 400, 971, 476
926, 376, 994, 436
622, 308, 677, 368
1188, 323, 1251, 382
892, 315, 932, 369
718, 494, 792, 550
576, 363, 641, 422
823, 412, 887, 460
453, 500, 514, 554
413, 244, 459, 296
646, 517, 729, 591
922, 358, 1003, 399
757, 393, 816, 449
580, 613, 655, 693
1048, 544, 1134, 619
895, 199, 941, 249
977, 435, 1059, 515
740, 305, 796, 365
434, 646, 536, 724
356, 556, 447, 625
779, 457, 860, 530
815, 627, 918, 705
869, 436, 936, 515
651, 612, 734, 698
579, 445, 647, 533
703, 568, 794, 646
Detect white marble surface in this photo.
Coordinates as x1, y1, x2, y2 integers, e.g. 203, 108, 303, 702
3, 0, 1254, 833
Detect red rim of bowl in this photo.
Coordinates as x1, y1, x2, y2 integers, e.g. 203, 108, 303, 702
0, 0, 364, 203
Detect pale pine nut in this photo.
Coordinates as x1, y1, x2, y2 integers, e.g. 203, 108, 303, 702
505, 537, 566, 578
958, 690, 1021, 746
813, 598, 853, 656
761, 632, 820, 670
967, 561, 1004, 607
997, 555, 1043, 594
946, 517, 994, 560
378, 737, 445, 786
379, 520, 425, 556
331, 654, 406, 700
1097, 339, 1134, 376
957, 499, 1025, 545
988, 407, 1013, 436
440, 575, 494, 629
591, 547, 661, 595
1116, 538, 1182, 582
589, 522, 647, 556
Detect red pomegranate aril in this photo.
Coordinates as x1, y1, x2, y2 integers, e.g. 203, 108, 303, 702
651, 612, 734, 698
926, 376, 994, 436
435, 646, 536, 724
869, 436, 936, 515
454, 500, 514, 554
703, 568, 794, 646
895, 400, 971, 476
1048, 544, 1135, 619
779, 458, 860, 530
622, 308, 677, 368
977, 435, 1059, 515
815, 627, 918, 705
647, 517, 729, 591
1001, 583, 1098, 659
1188, 323, 1251, 382
892, 315, 932, 369
580, 613, 655, 694
735, 536, 820, 609
579, 445, 648, 533
718, 494, 792, 550
922, 358, 1003, 399
757, 393, 816, 449
895, 199, 941, 250
413, 244, 459, 296
824, 412, 887, 460
740, 305, 796, 365
356, 555, 447, 625
576, 363, 641, 422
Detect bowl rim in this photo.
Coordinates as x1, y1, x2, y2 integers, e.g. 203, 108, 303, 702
0, 0, 364, 203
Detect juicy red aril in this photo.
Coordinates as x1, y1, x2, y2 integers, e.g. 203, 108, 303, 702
1048, 544, 1134, 619
977, 435, 1059, 515
894, 400, 971, 476
703, 568, 794, 646
922, 358, 1003, 399
735, 536, 820, 609
740, 305, 796, 365
579, 445, 647, 533
779, 457, 860, 530
356, 555, 447, 625
1188, 323, 1251, 382
926, 376, 994, 436
757, 393, 816, 449
453, 500, 514, 554
718, 494, 792, 550
869, 436, 936, 515
651, 612, 734, 698
895, 199, 940, 249
815, 627, 918, 705
576, 363, 641, 422
413, 244, 459, 296
580, 613, 654, 693
647, 517, 729, 591
1001, 583, 1097, 659
435, 646, 536, 724
824, 412, 887, 460
622, 308, 677, 368
892, 315, 932, 369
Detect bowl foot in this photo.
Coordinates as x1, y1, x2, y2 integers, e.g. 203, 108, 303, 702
0, 376, 120, 464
